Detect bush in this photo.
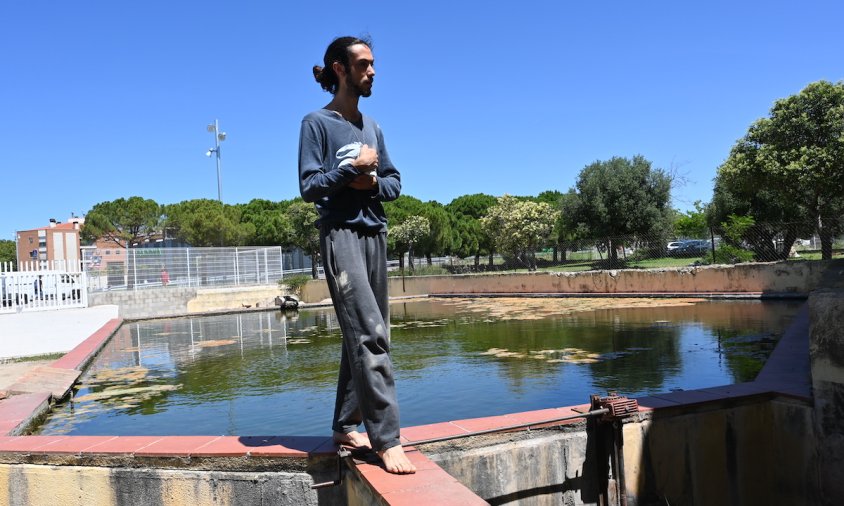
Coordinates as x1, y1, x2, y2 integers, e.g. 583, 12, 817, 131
700, 244, 755, 265
387, 265, 450, 277
278, 274, 312, 296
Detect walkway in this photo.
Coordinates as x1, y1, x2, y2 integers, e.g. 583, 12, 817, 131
0, 305, 118, 361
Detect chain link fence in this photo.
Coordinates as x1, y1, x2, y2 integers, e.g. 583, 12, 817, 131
446, 221, 844, 272
83, 246, 314, 292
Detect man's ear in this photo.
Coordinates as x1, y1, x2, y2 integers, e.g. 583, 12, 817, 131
332, 61, 346, 79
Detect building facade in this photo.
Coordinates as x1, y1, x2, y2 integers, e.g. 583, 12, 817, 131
16, 217, 84, 271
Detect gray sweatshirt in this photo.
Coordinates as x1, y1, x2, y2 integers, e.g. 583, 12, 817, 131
298, 109, 401, 231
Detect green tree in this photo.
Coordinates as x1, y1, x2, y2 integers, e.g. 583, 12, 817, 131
554, 190, 587, 262
536, 190, 566, 262
389, 215, 431, 271
572, 156, 673, 264
447, 212, 480, 260
82, 197, 162, 248
383, 195, 426, 261
415, 201, 452, 265
674, 201, 709, 239
239, 198, 293, 246
446, 193, 498, 267
164, 199, 254, 247
0, 239, 16, 268
716, 80, 844, 259
286, 199, 321, 279
480, 195, 559, 271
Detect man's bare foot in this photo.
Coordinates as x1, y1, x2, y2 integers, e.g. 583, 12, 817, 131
333, 431, 371, 450
377, 445, 416, 474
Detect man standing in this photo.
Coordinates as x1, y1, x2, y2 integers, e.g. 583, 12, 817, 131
298, 36, 415, 474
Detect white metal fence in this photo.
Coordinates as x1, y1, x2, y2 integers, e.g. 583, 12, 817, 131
83, 246, 312, 292
1, 261, 88, 314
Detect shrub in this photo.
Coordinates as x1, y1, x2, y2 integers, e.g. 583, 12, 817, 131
278, 274, 312, 296
700, 244, 755, 265
387, 265, 450, 277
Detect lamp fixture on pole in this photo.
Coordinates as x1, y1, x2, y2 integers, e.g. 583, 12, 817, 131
205, 119, 226, 202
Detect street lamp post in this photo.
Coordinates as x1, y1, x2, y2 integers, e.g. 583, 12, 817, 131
205, 119, 226, 202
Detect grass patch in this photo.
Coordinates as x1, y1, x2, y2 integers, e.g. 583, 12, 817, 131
628, 257, 699, 269
0, 352, 65, 364
789, 251, 844, 260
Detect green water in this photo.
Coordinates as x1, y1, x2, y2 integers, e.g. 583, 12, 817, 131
35, 298, 802, 436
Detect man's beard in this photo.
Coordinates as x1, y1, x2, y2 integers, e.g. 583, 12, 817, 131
346, 74, 372, 97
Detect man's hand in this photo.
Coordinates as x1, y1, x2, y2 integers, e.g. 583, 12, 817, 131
352, 144, 379, 173
348, 174, 378, 190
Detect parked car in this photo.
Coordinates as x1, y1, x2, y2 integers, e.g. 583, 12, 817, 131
676, 240, 710, 256
35, 272, 83, 301
0, 274, 36, 306
667, 241, 685, 254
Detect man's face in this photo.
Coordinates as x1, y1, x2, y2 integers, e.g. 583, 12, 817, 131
343, 44, 375, 97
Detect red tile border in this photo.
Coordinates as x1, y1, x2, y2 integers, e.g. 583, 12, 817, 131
635, 395, 681, 411
80, 436, 164, 455
699, 382, 771, 400
0, 392, 51, 436
648, 389, 723, 406
349, 447, 488, 504
357, 461, 457, 494
27, 436, 117, 455
236, 435, 328, 457
401, 422, 467, 444
451, 413, 513, 433
506, 406, 584, 428
0, 435, 69, 453
312, 437, 342, 456
133, 436, 223, 457
380, 481, 488, 505
183, 436, 258, 457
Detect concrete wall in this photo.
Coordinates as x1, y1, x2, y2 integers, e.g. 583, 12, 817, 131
89, 285, 285, 320
90, 262, 828, 316
0, 462, 343, 506
426, 397, 817, 506
186, 286, 284, 314
301, 261, 830, 303
427, 430, 593, 505
809, 260, 844, 505
89, 288, 197, 319
635, 399, 817, 506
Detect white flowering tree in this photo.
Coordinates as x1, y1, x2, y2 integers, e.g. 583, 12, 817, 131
481, 195, 560, 271
389, 215, 430, 271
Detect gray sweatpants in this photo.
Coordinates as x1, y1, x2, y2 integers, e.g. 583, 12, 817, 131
320, 226, 400, 452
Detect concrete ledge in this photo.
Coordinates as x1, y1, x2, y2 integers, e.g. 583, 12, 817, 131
7, 366, 81, 400
0, 305, 119, 360
0, 393, 51, 436
345, 447, 486, 505
300, 261, 829, 303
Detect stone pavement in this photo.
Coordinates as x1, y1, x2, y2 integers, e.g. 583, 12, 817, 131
0, 305, 118, 360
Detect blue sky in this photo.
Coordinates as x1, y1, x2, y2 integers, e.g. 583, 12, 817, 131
2, 1, 842, 239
